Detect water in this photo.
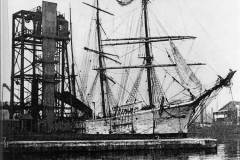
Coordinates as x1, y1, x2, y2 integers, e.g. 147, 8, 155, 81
4, 137, 240, 160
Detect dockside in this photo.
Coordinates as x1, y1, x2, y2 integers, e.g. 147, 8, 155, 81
1, 0, 236, 156
3, 138, 217, 153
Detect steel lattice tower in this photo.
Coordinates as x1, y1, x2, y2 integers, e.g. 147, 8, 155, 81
10, 3, 72, 130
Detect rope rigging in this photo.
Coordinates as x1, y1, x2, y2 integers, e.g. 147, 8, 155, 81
151, 68, 165, 106
164, 49, 196, 99
73, 0, 236, 126
116, 5, 147, 107
86, 72, 99, 105
78, 9, 97, 102
126, 67, 144, 104
169, 40, 202, 94
116, 12, 139, 105
105, 80, 118, 116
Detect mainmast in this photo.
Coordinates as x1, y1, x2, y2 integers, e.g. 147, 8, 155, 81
143, 0, 153, 108
96, 0, 106, 118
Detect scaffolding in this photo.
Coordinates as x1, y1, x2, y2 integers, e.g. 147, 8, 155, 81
10, 3, 72, 128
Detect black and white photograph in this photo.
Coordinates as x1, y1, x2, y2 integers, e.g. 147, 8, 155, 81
1, 0, 240, 159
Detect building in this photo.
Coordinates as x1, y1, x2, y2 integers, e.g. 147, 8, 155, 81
213, 101, 240, 125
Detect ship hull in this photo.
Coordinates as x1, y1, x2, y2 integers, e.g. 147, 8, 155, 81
83, 105, 192, 134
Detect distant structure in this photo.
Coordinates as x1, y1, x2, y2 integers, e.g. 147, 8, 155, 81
213, 101, 240, 125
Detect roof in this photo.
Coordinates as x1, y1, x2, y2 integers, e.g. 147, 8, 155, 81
218, 101, 240, 112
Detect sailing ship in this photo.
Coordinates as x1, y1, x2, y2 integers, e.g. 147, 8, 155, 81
74, 0, 236, 134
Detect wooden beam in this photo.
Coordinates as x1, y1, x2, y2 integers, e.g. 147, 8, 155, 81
102, 36, 196, 41
84, 47, 121, 64
102, 36, 196, 46
82, 2, 114, 16
84, 47, 119, 58
94, 63, 206, 70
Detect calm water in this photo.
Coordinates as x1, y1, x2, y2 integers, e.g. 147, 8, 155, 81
4, 137, 240, 160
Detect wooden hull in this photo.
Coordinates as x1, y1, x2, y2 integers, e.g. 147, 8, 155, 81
83, 105, 192, 134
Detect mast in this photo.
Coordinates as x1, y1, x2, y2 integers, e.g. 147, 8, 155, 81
143, 0, 153, 108
142, 0, 155, 134
70, 7, 76, 98
69, 6, 77, 118
96, 0, 106, 117
83, 1, 114, 118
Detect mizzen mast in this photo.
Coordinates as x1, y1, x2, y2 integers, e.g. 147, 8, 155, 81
142, 0, 153, 108
69, 7, 76, 98
83, 0, 114, 118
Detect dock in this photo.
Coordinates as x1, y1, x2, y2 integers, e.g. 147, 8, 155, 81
3, 138, 217, 153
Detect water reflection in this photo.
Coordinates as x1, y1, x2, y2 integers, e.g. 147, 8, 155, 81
4, 149, 217, 160
220, 138, 240, 160
4, 138, 240, 160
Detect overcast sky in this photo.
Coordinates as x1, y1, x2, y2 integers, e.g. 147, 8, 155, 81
2, 0, 240, 112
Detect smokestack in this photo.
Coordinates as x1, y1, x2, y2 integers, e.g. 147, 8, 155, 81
42, 1, 57, 131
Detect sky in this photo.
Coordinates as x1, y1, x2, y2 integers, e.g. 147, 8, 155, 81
1, 0, 240, 113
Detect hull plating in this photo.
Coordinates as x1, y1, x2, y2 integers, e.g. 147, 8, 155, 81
84, 105, 192, 134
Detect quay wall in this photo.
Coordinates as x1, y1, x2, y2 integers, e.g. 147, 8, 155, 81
3, 138, 217, 153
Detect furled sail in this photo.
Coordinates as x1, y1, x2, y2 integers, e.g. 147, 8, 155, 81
151, 68, 165, 105
105, 80, 117, 116
169, 40, 202, 94
117, 68, 130, 105
126, 68, 144, 104
116, 0, 135, 6
86, 73, 99, 106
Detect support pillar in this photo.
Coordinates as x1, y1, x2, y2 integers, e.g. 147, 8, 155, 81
42, 1, 57, 131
